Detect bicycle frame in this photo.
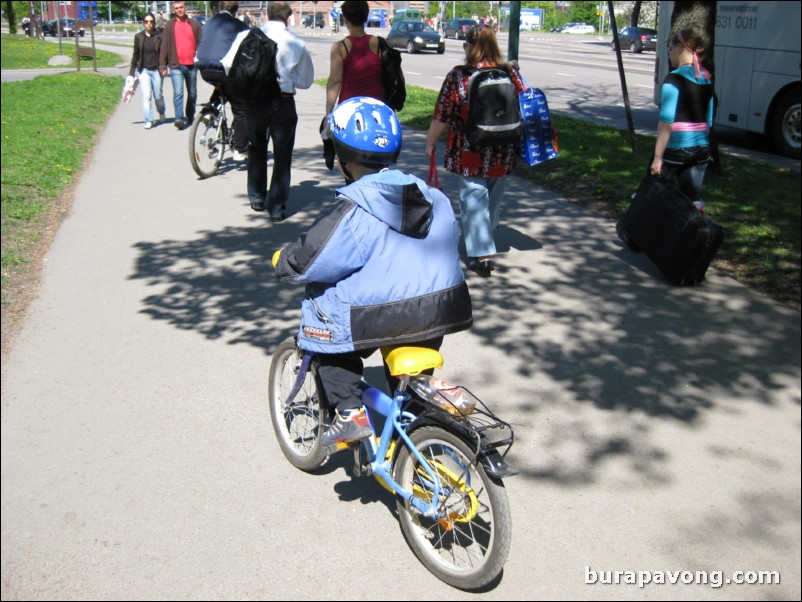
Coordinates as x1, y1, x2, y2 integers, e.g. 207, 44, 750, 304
203, 99, 228, 141
359, 381, 445, 518
284, 349, 516, 519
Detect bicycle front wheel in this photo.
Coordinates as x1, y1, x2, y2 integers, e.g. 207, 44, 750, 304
189, 112, 224, 178
268, 337, 330, 472
394, 426, 512, 590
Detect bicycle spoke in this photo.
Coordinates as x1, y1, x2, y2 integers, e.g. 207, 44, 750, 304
189, 113, 223, 178
396, 427, 510, 588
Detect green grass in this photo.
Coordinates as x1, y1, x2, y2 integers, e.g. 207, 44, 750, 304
317, 78, 800, 308
0, 33, 125, 69
1, 72, 122, 289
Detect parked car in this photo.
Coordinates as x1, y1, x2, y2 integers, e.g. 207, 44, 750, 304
550, 22, 579, 33
366, 12, 383, 27
562, 23, 595, 34
40, 20, 55, 36
386, 20, 445, 54
194, 15, 206, 27
444, 18, 478, 39
612, 26, 658, 53
301, 13, 325, 28
54, 18, 85, 37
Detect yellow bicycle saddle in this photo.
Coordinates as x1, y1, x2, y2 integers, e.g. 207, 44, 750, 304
382, 347, 444, 377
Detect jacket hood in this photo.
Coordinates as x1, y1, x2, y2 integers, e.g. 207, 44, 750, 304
336, 170, 433, 239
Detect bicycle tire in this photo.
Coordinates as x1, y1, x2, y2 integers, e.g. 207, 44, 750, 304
189, 112, 224, 178
268, 337, 330, 472
394, 426, 512, 590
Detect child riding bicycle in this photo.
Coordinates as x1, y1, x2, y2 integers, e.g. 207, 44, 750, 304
272, 97, 473, 451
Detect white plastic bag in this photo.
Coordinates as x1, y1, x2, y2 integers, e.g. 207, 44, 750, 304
121, 75, 139, 104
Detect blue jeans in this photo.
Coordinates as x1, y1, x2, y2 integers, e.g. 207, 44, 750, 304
244, 95, 298, 215
169, 64, 197, 123
137, 68, 166, 123
457, 175, 508, 258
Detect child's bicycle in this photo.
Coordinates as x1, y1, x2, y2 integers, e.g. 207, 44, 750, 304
188, 85, 233, 178
268, 336, 517, 590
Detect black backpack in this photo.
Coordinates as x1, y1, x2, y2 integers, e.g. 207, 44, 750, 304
227, 27, 280, 103
377, 36, 406, 112
464, 67, 523, 147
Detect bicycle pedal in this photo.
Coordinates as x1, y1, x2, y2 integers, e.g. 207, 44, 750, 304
324, 440, 358, 455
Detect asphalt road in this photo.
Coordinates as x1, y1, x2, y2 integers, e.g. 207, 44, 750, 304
1, 29, 800, 600
17, 24, 793, 169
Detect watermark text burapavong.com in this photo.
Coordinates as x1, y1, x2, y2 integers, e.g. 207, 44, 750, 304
585, 566, 781, 588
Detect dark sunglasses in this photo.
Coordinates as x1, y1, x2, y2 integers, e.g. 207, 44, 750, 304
144, 19, 155, 23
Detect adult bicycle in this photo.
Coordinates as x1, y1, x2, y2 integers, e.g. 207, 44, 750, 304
189, 84, 233, 178
268, 337, 517, 590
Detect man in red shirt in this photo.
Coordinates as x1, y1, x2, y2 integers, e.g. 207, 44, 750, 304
159, 1, 203, 130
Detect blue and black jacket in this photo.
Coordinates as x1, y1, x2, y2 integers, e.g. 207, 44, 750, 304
274, 170, 473, 354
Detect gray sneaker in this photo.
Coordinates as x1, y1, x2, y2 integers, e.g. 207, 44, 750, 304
321, 408, 371, 450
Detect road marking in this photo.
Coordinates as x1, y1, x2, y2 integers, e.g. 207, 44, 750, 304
406, 71, 422, 75
556, 72, 577, 77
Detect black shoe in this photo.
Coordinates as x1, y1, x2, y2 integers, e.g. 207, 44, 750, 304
174, 119, 186, 130
250, 201, 265, 212
268, 205, 286, 222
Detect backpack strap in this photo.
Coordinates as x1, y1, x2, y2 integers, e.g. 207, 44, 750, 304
340, 39, 349, 57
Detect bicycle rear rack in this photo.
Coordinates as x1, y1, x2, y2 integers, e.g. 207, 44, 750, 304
410, 388, 518, 478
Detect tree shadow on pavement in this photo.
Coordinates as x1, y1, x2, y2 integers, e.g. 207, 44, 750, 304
129, 125, 801, 494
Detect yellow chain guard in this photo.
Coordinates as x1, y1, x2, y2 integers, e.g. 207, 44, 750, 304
411, 459, 479, 527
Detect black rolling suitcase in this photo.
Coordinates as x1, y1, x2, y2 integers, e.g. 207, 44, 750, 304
617, 175, 723, 285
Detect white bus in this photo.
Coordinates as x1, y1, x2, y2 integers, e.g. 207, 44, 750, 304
655, 1, 800, 158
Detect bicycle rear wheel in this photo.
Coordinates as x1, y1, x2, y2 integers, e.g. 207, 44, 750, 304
189, 111, 224, 178
268, 337, 330, 471
394, 426, 512, 590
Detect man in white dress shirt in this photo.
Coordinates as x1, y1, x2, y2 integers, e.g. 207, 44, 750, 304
223, 2, 314, 220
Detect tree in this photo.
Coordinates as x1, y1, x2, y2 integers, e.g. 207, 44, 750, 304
568, 0, 599, 25
5, 0, 17, 33
631, 0, 642, 26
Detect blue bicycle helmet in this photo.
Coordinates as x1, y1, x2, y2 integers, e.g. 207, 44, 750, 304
326, 97, 402, 166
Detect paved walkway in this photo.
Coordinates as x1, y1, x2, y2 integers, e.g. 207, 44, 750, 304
1, 54, 800, 599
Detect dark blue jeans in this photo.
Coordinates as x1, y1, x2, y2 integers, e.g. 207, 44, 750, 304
244, 95, 298, 215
